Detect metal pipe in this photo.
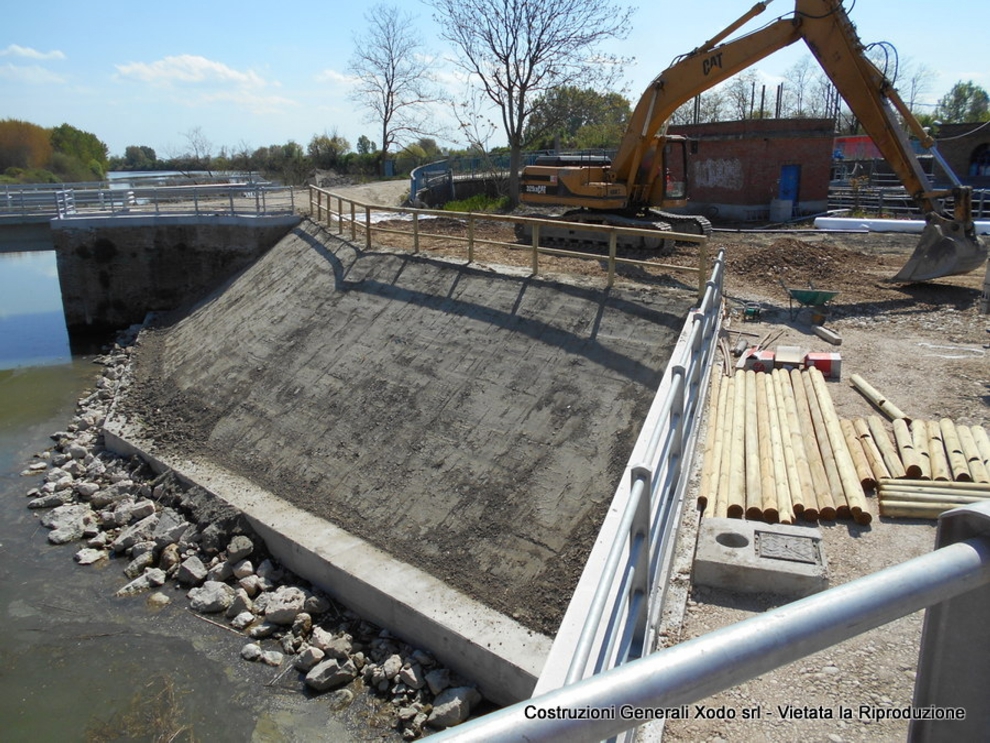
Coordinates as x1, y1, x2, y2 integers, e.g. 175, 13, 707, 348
430, 535, 990, 743
565, 474, 649, 684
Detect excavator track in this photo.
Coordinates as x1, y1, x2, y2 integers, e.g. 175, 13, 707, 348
515, 209, 712, 252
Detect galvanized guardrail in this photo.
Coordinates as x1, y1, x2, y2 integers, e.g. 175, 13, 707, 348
828, 185, 990, 219
1, 183, 296, 219
429, 502, 990, 742
532, 248, 724, 705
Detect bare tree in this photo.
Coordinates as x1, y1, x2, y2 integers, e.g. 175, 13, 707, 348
669, 89, 727, 126
184, 126, 214, 173
723, 70, 764, 120
448, 86, 511, 198
348, 3, 440, 175
427, 0, 633, 206
783, 56, 816, 117
900, 58, 936, 115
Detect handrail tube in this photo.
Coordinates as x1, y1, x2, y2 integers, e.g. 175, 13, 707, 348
429, 534, 990, 743
596, 540, 643, 673
565, 474, 649, 685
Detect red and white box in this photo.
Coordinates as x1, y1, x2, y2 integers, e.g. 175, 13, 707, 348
741, 349, 775, 372
804, 352, 842, 379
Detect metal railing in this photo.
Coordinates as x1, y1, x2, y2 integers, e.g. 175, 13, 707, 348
308, 186, 711, 298
1, 183, 296, 220
409, 150, 617, 202
827, 185, 990, 219
539, 249, 724, 699
429, 502, 990, 742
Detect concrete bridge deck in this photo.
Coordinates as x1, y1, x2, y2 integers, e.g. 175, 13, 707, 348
107, 219, 696, 702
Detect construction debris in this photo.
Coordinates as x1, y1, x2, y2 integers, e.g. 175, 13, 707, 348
812, 325, 842, 346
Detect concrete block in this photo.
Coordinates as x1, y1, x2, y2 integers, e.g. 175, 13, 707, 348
692, 518, 828, 597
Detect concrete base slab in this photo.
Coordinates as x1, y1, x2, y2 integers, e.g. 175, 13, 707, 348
692, 518, 828, 597
103, 419, 551, 706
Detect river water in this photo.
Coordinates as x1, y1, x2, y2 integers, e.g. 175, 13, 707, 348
0, 250, 367, 741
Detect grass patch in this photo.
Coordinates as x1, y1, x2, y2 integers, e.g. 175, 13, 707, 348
443, 194, 511, 213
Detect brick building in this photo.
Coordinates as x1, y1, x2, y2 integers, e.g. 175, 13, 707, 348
931, 122, 990, 189
669, 118, 835, 222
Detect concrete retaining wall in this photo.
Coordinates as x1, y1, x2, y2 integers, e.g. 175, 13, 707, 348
101, 421, 550, 705
51, 214, 299, 336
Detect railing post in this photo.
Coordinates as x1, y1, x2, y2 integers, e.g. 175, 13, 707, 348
697, 238, 709, 301
531, 224, 540, 276
910, 502, 990, 742
413, 212, 420, 254
607, 232, 617, 287
629, 465, 653, 659
350, 202, 356, 241
362, 206, 371, 250
467, 214, 475, 263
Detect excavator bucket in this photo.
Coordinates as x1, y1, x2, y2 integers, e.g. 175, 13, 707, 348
890, 221, 988, 283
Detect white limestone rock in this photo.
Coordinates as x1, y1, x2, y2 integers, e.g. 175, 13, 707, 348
115, 568, 167, 596
176, 555, 208, 586
74, 548, 108, 565
264, 585, 306, 625
188, 580, 236, 614
427, 687, 483, 729
42, 503, 95, 544
305, 658, 358, 692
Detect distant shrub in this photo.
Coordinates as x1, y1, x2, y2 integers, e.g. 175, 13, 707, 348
443, 194, 510, 213
1, 166, 59, 184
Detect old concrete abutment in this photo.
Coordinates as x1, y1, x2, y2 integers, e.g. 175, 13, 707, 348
50, 214, 300, 340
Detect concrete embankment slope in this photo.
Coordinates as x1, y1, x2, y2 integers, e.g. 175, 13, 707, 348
113, 219, 695, 700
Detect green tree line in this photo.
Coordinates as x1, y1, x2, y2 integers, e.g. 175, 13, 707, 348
2, 73, 985, 188
0, 119, 109, 184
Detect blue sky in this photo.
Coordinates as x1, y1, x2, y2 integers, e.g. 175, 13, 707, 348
1, 0, 985, 159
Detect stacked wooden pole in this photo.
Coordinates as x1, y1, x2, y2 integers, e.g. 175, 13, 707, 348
699, 367, 990, 524
843, 417, 990, 487
837, 374, 990, 519
878, 479, 990, 519
698, 367, 868, 524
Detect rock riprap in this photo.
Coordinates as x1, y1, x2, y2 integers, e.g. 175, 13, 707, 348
20, 328, 484, 738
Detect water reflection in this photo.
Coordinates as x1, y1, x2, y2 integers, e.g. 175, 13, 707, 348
0, 249, 371, 741
0, 251, 71, 369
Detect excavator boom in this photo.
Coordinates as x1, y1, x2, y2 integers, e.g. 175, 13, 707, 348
519, 0, 987, 283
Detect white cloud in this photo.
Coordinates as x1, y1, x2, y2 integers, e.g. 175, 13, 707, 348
0, 44, 66, 60
198, 89, 299, 115
315, 68, 355, 86
115, 54, 269, 88
0, 62, 66, 84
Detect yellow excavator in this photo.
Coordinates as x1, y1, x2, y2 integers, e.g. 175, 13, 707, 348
518, 0, 987, 282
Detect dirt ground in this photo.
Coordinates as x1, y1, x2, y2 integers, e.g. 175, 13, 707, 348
317, 183, 989, 739
662, 230, 988, 743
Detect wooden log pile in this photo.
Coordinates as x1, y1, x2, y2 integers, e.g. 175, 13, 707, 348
699, 367, 990, 524
842, 373, 990, 518
699, 367, 871, 525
